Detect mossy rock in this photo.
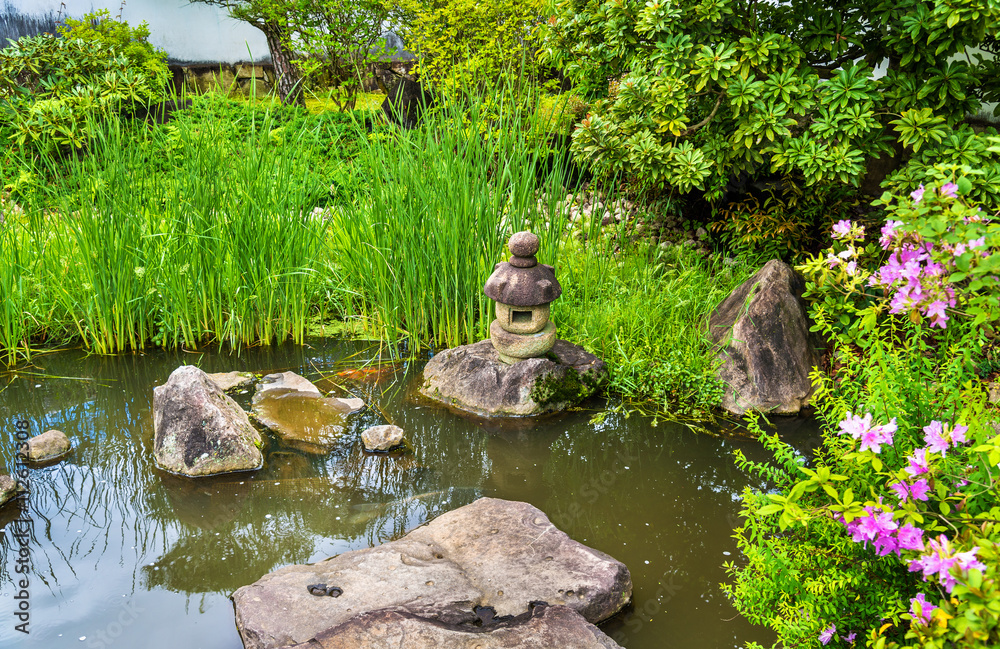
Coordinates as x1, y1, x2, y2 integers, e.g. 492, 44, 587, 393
419, 339, 607, 417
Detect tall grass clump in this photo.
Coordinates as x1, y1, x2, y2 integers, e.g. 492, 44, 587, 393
1, 108, 338, 358
554, 239, 755, 420
0, 200, 33, 364
332, 89, 576, 349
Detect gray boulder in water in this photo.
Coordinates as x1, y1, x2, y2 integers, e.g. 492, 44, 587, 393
708, 259, 823, 415
153, 365, 263, 477
232, 497, 632, 649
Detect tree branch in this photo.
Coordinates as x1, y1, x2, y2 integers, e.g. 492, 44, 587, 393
681, 93, 724, 136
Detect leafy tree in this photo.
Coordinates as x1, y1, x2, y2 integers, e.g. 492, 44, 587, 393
190, 0, 307, 105
542, 0, 1000, 202
291, 0, 395, 111
394, 0, 545, 96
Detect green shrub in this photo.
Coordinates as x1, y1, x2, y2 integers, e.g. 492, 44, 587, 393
0, 12, 168, 154
710, 178, 864, 262
58, 9, 170, 94
396, 0, 545, 96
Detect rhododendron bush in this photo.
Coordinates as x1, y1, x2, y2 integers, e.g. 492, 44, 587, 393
722, 170, 1000, 648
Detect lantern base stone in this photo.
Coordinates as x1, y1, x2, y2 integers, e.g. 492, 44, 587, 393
418, 339, 607, 418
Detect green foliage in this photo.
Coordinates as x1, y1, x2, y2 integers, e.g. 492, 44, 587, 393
543, 0, 1000, 201
554, 241, 754, 419
395, 0, 545, 96
710, 178, 863, 261
535, 92, 590, 136
725, 180, 1000, 647
58, 9, 170, 93
0, 12, 167, 154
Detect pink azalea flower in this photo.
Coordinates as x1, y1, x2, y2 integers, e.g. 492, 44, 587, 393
845, 631, 857, 643
940, 182, 958, 198
955, 547, 986, 573
923, 421, 949, 455
839, 413, 873, 440
819, 624, 836, 645
880, 220, 903, 249
909, 478, 930, 501
911, 184, 925, 203
897, 523, 925, 551
889, 479, 928, 503
910, 593, 937, 625
909, 535, 981, 592
905, 449, 930, 476
832, 220, 853, 239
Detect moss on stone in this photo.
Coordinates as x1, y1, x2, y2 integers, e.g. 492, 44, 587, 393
530, 367, 597, 407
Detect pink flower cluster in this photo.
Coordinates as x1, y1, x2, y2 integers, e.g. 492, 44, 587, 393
837, 412, 897, 453
842, 506, 924, 556
909, 593, 937, 625
923, 420, 968, 456
864, 183, 994, 328
908, 534, 986, 592
869, 239, 956, 328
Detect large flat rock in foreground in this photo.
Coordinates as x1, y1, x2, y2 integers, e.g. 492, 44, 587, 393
283, 604, 624, 649
232, 498, 631, 649
419, 339, 607, 417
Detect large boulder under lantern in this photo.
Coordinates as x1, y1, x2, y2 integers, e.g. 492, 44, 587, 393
419, 339, 607, 417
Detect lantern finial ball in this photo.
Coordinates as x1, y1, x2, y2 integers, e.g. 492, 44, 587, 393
508, 231, 539, 258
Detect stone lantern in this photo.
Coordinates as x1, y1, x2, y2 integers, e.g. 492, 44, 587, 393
484, 231, 562, 364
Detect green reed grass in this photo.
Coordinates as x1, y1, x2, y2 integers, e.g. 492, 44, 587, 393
2, 108, 336, 358
332, 90, 575, 349
554, 240, 755, 419
0, 209, 31, 364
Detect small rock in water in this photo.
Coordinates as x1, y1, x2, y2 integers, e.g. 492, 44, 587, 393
24, 429, 72, 463
361, 425, 405, 452
0, 475, 22, 506
206, 371, 255, 393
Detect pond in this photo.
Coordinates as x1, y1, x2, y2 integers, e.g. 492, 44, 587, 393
0, 339, 819, 648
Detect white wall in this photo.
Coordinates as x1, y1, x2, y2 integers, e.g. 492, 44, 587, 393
1, 0, 270, 63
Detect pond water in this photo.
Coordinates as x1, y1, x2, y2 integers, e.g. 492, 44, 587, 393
0, 339, 818, 648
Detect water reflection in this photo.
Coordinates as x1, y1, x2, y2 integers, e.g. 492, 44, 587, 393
0, 339, 797, 648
